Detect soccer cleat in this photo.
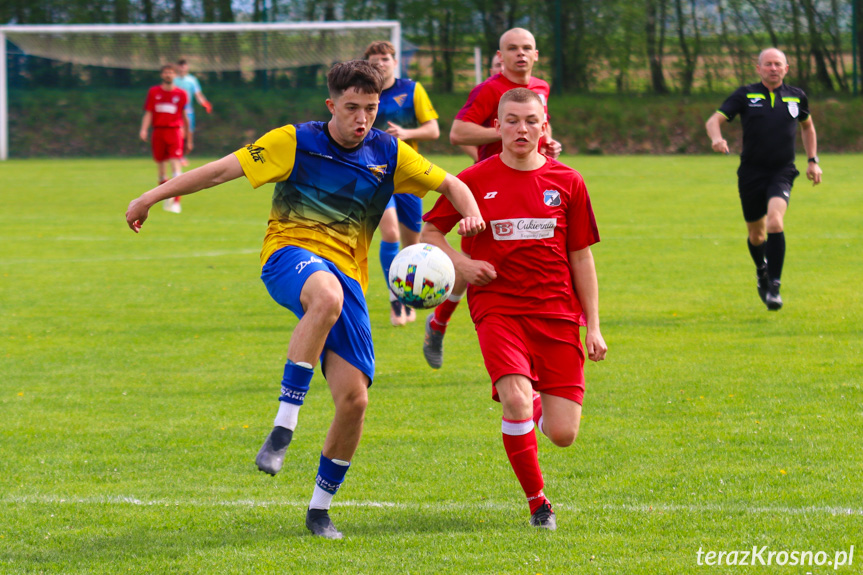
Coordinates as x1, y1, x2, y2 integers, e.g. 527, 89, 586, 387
306, 508, 344, 540
423, 314, 445, 369
765, 280, 783, 311
390, 299, 407, 327
529, 501, 557, 531
255, 426, 293, 475
756, 265, 769, 304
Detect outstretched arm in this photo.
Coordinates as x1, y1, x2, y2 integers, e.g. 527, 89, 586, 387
195, 91, 212, 113
420, 222, 497, 286
126, 154, 244, 232
386, 118, 440, 142
450, 119, 500, 146
569, 247, 607, 362
433, 173, 486, 237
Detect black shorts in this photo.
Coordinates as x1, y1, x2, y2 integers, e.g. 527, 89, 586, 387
737, 163, 799, 222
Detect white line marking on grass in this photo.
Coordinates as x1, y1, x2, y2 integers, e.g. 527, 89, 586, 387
3, 496, 861, 516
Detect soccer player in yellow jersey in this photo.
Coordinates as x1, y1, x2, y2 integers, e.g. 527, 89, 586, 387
126, 60, 485, 539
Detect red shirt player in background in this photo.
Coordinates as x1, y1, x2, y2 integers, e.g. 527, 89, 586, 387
139, 64, 191, 214
421, 88, 607, 531
423, 27, 562, 369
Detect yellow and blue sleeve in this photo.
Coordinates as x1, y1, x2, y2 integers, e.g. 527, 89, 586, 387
233, 125, 297, 189
393, 140, 446, 198
413, 82, 439, 124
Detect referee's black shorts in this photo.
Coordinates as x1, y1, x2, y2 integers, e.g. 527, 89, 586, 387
736, 163, 799, 222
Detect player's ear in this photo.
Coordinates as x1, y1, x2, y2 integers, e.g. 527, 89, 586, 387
325, 98, 336, 114
494, 118, 501, 135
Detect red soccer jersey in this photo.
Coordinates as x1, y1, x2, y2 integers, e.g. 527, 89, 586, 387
423, 156, 599, 325
455, 73, 551, 161
144, 85, 188, 129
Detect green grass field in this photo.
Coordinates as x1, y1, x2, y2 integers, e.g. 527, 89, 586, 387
1, 154, 861, 574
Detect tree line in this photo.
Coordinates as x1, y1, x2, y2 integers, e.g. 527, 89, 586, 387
3, 0, 861, 95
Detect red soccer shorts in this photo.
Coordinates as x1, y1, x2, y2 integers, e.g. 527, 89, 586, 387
475, 314, 585, 405
151, 127, 184, 162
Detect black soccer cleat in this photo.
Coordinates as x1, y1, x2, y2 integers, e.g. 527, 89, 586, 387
255, 426, 293, 476
529, 502, 557, 531
756, 265, 770, 304
765, 279, 783, 311
306, 508, 344, 540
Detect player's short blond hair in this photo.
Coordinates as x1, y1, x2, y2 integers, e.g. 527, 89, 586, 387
498, 88, 544, 118
364, 41, 396, 59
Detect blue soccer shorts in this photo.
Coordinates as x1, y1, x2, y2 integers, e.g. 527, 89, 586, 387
260, 246, 375, 385
386, 193, 424, 233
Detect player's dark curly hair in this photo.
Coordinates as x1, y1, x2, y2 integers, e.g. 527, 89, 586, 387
327, 60, 383, 99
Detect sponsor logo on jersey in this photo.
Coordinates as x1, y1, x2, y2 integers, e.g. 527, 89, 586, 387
747, 93, 765, 107
295, 255, 323, 274
246, 145, 266, 163
493, 221, 513, 236
543, 189, 561, 206
367, 164, 388, 182
424, 163, 434, 176
154, 103, 179, 114
491, 218, 556, 240
393, 93, 408, 107
484, 191, 498, 199
309, 151, 333, 160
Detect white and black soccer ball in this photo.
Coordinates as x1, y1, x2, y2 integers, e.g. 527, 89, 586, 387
388, 243, 455, 309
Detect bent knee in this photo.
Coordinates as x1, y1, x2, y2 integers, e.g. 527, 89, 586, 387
544, 424, 579, 447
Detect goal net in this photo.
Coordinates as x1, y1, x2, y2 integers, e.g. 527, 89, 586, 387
0, 21, 401, 159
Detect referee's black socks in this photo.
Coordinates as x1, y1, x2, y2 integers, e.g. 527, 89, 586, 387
747, 238, 767, 270
765, 232, 786, 282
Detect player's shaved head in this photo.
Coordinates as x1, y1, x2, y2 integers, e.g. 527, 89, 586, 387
499, 28, 536, 51
327, 60, 384, 99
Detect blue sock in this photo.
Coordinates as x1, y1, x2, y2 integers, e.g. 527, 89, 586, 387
279, 360, 314, 405
379, 240, 400, 284
315, 453, 351, 495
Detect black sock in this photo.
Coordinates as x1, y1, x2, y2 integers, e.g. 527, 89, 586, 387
747, 239, 767, 270
765, 232, 785, 282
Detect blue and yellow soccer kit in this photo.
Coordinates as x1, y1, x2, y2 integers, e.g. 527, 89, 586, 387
374, 78, 439, 232
234, 121, 446, 380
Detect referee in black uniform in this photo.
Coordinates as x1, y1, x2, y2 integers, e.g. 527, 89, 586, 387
705, 48, 822, 311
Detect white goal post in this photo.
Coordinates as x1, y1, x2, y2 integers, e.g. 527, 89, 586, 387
0, 21, 401, 160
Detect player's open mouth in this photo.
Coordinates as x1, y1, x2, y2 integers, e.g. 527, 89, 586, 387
516, 137, 529, 142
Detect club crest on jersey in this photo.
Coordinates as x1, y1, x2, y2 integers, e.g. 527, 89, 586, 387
393, 93, 408, 107
367, 164, 387, 182
543, 189, 561, 206
493, 221, 514, 237
787, 101, 799, 118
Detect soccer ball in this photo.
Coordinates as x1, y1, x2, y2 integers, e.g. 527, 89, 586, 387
388, 243, 456, 309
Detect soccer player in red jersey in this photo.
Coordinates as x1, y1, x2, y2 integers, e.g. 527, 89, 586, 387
421, 88, 607, 530
424, 27, 562, 369
139, 64, 191, 214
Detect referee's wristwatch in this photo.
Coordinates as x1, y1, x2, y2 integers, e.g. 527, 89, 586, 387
808, 156, 819, 164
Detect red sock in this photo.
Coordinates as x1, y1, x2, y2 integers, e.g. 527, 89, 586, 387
532, 393, 543, 430
431, 297, 460, 334
501, 417, 546, 514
